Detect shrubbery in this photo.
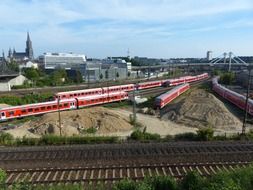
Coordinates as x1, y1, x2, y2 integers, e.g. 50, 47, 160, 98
113, 165, 253, 190
0, 134, 119, 146
0, 93, 53, 106
129, 130, 160, 141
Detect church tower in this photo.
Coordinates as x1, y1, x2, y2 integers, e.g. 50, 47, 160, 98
25, 32, 34, 60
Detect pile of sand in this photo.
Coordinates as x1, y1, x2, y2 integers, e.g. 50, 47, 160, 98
28, 107, 133, 136
0, 104, 10, 109
161, 89, 242, 130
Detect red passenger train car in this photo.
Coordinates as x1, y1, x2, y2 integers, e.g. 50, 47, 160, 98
155, 83, 190, 109
0, 92, 128, 121
136, 80, 162, 90
212, 77, 253, 116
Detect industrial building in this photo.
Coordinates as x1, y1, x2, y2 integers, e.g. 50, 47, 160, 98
38, 53, 132, 81
39, 52, 87, 70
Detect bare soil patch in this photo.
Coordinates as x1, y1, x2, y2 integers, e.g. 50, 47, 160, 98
161, 89, 242, 131
5, 107, 133, 137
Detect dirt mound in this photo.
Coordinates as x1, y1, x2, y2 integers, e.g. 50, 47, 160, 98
28, 107, 133, 136
161, 89, 242, 130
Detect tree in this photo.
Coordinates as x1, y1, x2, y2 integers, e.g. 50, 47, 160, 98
23, 68, 39, 81
99, 73, 103, 80
220, 72, 235, 85
51, 69, 68, 86
105, 70, 109, 79
74, 70, 83, 84
7, 60, 19, 72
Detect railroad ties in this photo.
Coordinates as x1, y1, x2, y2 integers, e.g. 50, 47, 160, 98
1, 141, 253, 187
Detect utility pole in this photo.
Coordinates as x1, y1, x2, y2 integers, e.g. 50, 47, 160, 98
242, 69, 251, 135
228, 52, 232, 72
132, 84, 137, 124
57, 97, 62, 136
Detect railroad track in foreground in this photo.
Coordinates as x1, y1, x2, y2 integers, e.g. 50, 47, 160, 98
5, 161, 251, 186
1, 141, 253, 162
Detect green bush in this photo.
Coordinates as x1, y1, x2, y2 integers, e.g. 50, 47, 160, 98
14, 135, 119, 146
174, 132, 197, 141
85, 127, 97, 134
112, 179, 137, 190
220, 72, 235, 85
129, 130, 160, 141
180, 171, 203, 190
148, 176, 177, 190
0, 132, 14, 145
0, 168, 7, 189
196, 128, 214, 141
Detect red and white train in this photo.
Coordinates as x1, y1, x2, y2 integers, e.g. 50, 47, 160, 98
0, 73, 209, 121
155, 83, 190, 109
162, 73, 208, 87
56, 73, 208, 100
0, 92, 128, 121
212, 77, 253, 116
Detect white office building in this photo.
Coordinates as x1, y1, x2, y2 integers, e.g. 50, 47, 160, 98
39, 53, 87, 70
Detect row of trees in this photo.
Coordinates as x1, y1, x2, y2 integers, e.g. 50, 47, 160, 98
22, 68, 83, 87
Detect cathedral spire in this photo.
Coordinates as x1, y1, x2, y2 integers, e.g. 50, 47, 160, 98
26, 31, 34, 60
27, 31, 30, 42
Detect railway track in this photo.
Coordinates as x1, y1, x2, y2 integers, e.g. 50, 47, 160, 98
1, 141, 253, 162
128, 77, 210, 98
4, 161, 251, 186
1, 141, 253, 186
0, 76, 172, 96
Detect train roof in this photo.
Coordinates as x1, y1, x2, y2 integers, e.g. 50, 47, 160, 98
156, 83, 189, 101
56, 87, 102, 95
138, 80, 161, 85
0, 99, 74, 111
77, 91, 127, 101
102, 84, 134, 89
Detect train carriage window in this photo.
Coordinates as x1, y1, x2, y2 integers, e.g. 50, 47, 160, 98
41, 107, 45, 110
35, 108, 39, 112
9, 111, 14, 115
64, 103, 68, 107
28, 108, 33, 112
81, 93, 84, 95
53, 105, 57, 109
21, 109, 26, 113
63, 95, 66, 98
47, 106, 52, 110
1, 112, 5, 116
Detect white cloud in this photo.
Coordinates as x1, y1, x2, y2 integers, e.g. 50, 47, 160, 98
0, 0, 252, 57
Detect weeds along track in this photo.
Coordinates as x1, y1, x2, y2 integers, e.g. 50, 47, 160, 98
5, 162, 251, 186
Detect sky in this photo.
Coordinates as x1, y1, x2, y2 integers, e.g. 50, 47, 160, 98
0, 0, 253, 59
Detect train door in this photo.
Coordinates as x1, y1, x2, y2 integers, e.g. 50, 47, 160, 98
1, 112, 6, 120
70, 102, 75, 109
74, 99, 79, 109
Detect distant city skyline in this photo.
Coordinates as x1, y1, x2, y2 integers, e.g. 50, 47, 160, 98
0, 0, 253, 58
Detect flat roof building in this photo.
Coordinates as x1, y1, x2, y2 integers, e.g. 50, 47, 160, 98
40, 52, 87, 70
